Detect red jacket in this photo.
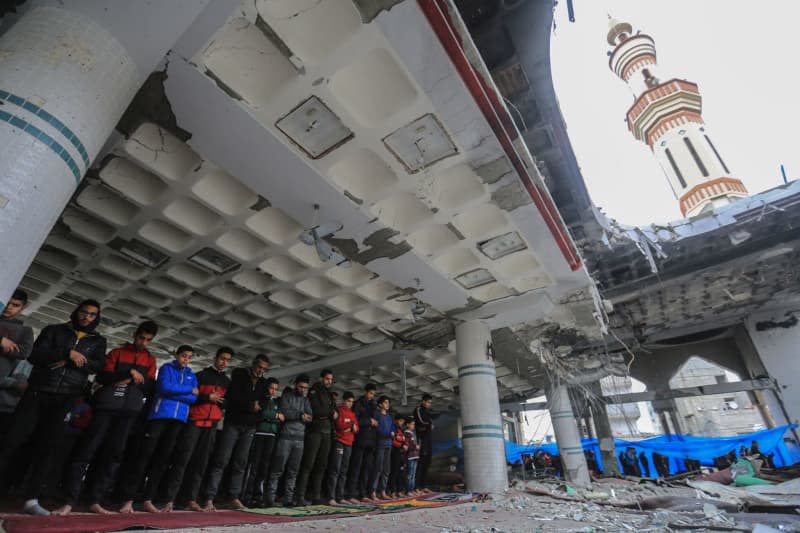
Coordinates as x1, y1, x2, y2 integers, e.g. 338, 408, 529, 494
93, 343, 157, 413
335, 405, 359, 446
392, 424, 407, 449
189, 366, 230, 427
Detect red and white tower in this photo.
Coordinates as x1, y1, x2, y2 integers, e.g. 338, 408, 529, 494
607, 17, 748, 217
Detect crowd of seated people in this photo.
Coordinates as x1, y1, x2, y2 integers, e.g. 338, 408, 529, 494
0, 290, 436, 516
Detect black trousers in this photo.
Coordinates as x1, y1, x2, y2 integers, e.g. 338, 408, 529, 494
345, 445, 375, 499
64, 412, 136, 505
0, 390, 74, 499
417, 454, 432, 489
326, 442, 352, 501
388, 448, 407, 494
243, 433, 276, 502
122, 418, 183, 502
162, 423, 213, 503
176, 425, 217, 503
295, 431, 332, 501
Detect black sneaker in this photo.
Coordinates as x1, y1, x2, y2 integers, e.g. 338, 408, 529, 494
295, 498, 310, 507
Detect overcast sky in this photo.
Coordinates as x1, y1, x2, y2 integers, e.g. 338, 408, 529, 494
549, 1, 800, 225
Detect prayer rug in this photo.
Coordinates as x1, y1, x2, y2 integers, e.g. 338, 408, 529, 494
0, 493, 477, 533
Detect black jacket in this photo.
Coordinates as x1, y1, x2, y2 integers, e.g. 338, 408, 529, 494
307, 381, 336, 434
414, 405, 434, 454
28, 323, 106, 396
224, 367, 268, 426
353, 395, 378, 448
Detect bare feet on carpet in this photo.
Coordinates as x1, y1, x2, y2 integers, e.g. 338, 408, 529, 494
142, 500, 160, 513
89, 503, 114, 515
51, 504, 72, 516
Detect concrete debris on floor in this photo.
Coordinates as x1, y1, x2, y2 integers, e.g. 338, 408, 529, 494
157, 483, 800, 533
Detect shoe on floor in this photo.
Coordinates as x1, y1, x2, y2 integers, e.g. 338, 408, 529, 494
23, 500, 50, 516
295, 498, 310, 507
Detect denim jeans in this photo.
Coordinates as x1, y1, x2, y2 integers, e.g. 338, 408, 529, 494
203, 423, 255, 500
406, 458, 419, 492
326, 442, 352, 500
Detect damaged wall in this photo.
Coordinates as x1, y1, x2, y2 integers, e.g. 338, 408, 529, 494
745, 307, 800, 425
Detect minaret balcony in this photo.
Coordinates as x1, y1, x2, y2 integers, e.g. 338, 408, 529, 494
609, 34, 656, 79
626, 79, 702, 145
679, 176, 749, 216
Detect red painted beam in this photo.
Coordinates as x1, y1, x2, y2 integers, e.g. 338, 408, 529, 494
417, 0, 582, 271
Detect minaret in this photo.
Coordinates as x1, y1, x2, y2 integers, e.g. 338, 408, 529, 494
607, 17, 748, 217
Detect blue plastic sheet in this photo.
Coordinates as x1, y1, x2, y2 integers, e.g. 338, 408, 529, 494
503, 424, 800, 477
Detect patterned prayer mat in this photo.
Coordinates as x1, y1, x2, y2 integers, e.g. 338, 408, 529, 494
245, 492, 477, 517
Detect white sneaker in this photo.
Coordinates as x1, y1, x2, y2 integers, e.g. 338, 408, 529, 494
23, 499, 51, 516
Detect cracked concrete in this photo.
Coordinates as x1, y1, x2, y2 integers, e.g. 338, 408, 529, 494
117, 70, 192, 142
492, 180, 532, 211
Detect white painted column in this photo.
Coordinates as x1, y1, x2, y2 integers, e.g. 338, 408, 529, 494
0, 6, 139, 306
745, 310, 800, 426
456, 320, 508, 493
549, 382, 591, 486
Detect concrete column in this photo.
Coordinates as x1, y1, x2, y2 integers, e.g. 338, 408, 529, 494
588, 392, 620, 476
0, 6, 140, 305
549, 382, 591, 486
734, 324, 794, 428
455, 320, 507, 493
659, 411, 673, 435
668, 408, 684, 435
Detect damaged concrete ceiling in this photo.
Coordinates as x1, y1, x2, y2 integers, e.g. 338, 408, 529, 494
7, 0, 599, 407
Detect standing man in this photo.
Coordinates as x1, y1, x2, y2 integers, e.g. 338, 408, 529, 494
203, 354, 270, 510
53, 321, 159, 516
295, 369, 336, 505
244, 377, 283, 507
0, 289, 34, 433
327, 391, 358, 504
162, 347, 233, 512
119, 345, 198, 514
371, 395, 394, 501
414, 394, 434, 491
346, 383, 378, 502
264, 374, 312, 507
0, 299, 106, 515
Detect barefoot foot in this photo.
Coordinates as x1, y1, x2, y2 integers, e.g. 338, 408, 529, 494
228, 498, 246, 510
186, 500, 204, 512
202, 500, 216, 512
88, 503, 114, 515
119, 501, 135, 514
162, 501, 174, 513
51, 504, 72, 516
142, 500, 160, 513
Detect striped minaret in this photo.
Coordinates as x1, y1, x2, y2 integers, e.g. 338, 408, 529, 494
607, 17, 748, 217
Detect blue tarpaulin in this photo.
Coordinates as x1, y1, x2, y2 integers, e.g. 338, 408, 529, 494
504, 424, 800, 477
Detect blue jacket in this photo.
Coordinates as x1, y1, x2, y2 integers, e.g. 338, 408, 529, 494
149, 360, 198, 422
376, 412, 394, 449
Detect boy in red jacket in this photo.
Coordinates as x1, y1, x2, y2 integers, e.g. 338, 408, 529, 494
326, 391, 359, 504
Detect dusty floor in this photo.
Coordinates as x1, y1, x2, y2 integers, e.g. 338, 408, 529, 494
151, 486, 800, 533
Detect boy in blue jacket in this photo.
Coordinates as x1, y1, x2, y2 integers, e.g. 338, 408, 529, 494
120, 345, 198, 514
370, 396, 393, 501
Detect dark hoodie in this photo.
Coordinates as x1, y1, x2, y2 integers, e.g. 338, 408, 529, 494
28, 300, 107, 396
0, 316, 34, 413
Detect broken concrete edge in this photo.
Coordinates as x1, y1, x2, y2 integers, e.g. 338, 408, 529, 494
116, 69, 193, 143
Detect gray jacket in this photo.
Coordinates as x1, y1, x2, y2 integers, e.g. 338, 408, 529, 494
278, 390, 312, 441
0, 317, 34, 413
